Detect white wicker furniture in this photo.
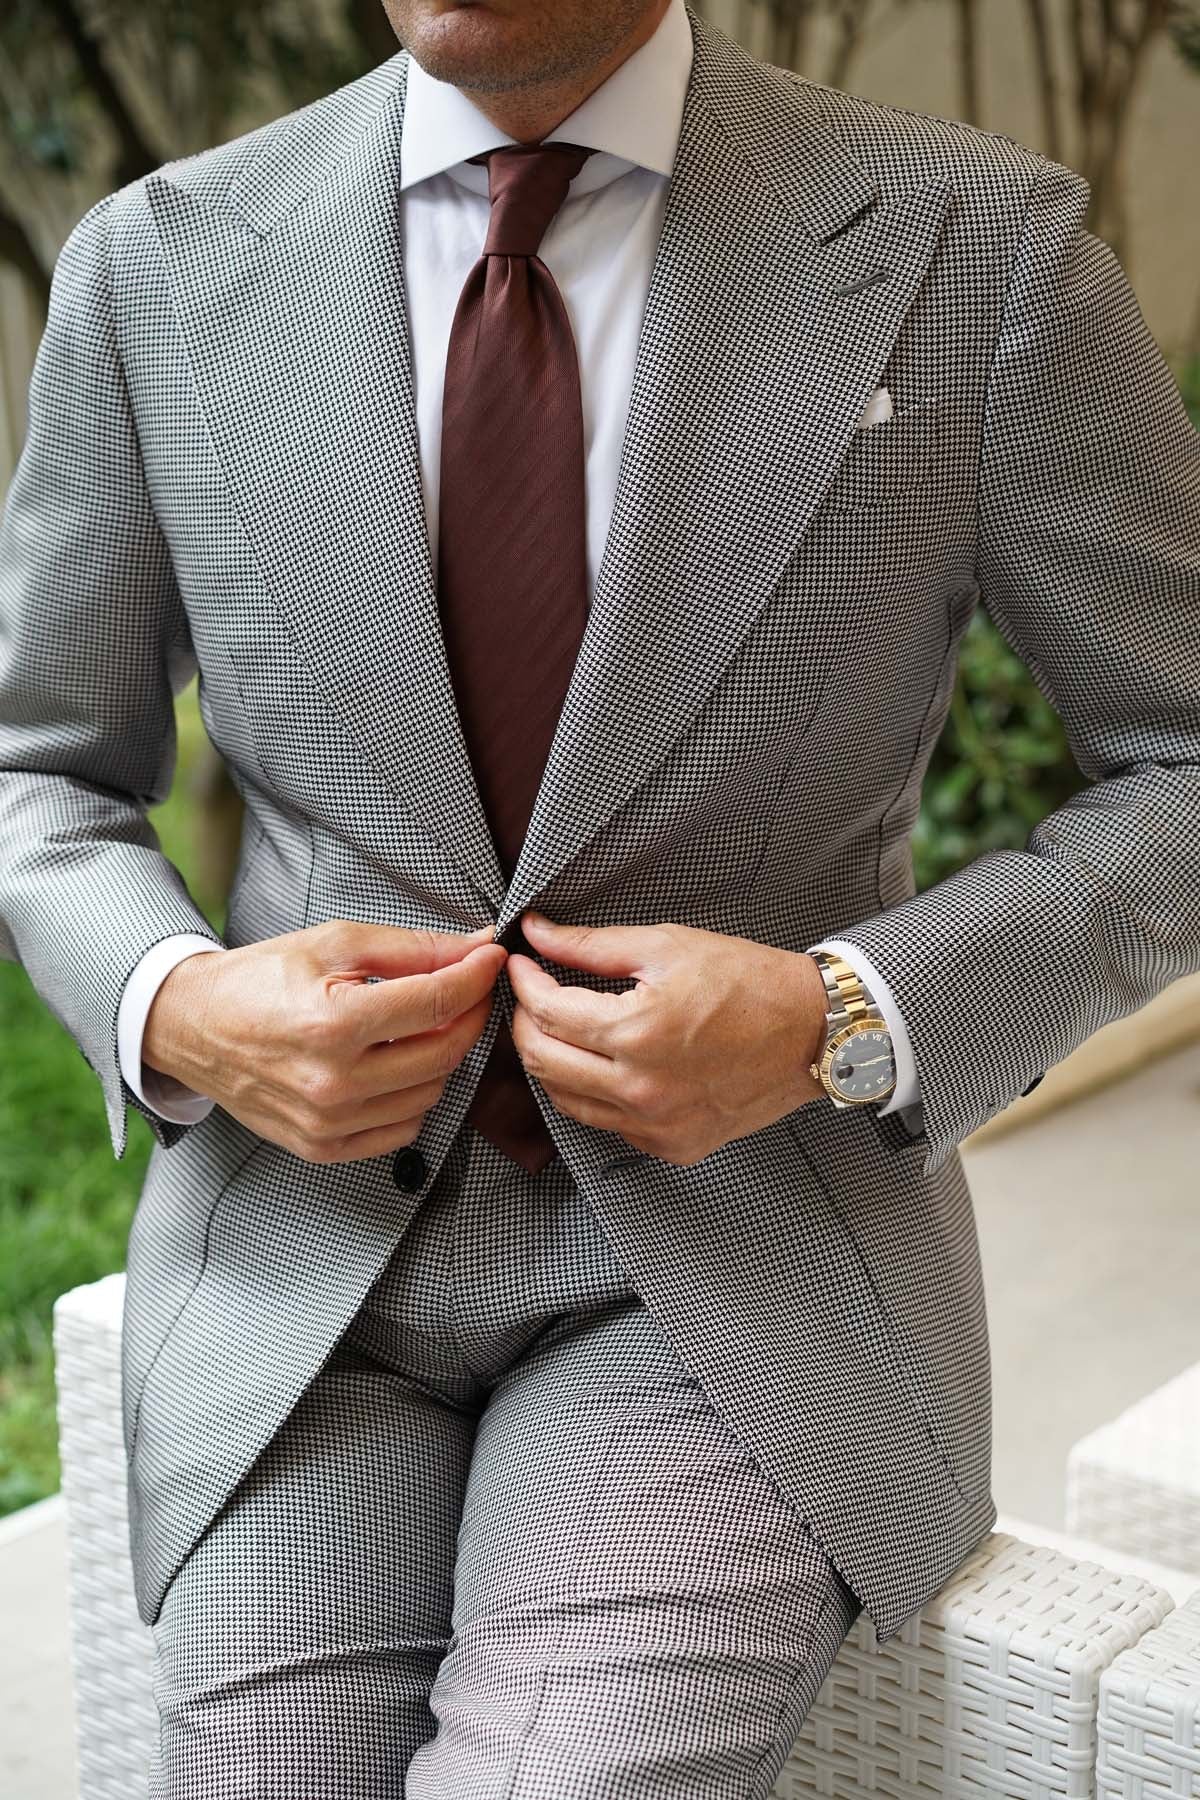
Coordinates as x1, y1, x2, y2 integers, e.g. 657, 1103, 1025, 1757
53, 1272, 156, 1800
774, 1533, 1173, 1799
1098, 1588, 1200, 1799
1066, 1364, 1200, 1573
54, 1272, 1180, 1800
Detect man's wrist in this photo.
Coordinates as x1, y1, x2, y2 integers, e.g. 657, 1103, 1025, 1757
794, 951, 831, 1078
143, 948, 222, 1087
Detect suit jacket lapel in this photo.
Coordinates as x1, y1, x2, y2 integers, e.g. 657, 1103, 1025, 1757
146, 53, 508, 909
501, 6, 953, 927
147, 11, 951, 926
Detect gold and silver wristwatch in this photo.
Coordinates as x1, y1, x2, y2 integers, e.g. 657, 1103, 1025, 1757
809, 951, 897, 1108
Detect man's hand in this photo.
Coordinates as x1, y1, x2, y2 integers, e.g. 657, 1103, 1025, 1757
507, 913, 828, 1165
142, 920, 507, 1164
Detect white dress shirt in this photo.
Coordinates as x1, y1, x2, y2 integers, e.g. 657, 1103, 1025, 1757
118, 0, 919, 1124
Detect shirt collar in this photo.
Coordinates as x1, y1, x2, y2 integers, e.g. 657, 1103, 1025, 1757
398, 0, 693, 197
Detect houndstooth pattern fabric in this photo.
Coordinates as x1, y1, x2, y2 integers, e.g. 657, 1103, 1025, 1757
148, 1124, 862, 1798
1, 1, 1197, 1650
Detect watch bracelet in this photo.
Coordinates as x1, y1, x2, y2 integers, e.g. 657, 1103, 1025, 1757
813, 950, 878, 1029
811, 951, 897, 1104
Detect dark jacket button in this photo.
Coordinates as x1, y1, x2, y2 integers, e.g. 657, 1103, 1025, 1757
1020, 1072, 1045, 1097
391, 1146, 427, 1191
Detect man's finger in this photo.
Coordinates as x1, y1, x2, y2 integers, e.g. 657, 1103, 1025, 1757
339, 942, 506, 1045
539, 1083, 634, 1136
520, 911, 663, 978
506, 953, 623, 1054
319, 919, 497, 979
511, 998, 624, 1103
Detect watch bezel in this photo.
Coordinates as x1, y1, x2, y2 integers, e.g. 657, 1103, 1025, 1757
818, 1018, 897, 1105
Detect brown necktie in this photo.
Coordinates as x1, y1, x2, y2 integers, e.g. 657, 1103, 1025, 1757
437, 140, 594, 1173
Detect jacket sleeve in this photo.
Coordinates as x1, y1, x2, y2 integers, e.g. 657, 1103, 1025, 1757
0, 192, 226, 1161
827, 153, 1200, 1175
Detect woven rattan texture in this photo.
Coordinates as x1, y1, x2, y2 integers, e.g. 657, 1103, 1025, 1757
53, 1273, 157, 1800
1098, 1590, 1200, 1800
773, 1533, 1174, 1799
1066, 1365, 1200, 1573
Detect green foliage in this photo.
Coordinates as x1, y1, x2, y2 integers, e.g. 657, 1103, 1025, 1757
1178, 352, 1200, 422
912, 607, 1079, 889
1169, 1, 1200, 71
0, 1348, 60, 1514
915, 352, 1200, 890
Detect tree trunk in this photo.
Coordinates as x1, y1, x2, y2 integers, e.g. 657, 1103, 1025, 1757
764, 0, 814, 72
0, 202, 49, 311
954, 0, 981, 123
1066, 0, 1168, 261
823, 0, 873, 89
736, 0, 760, 55
345, 0, 405, 69
1021, 0, 1063, 158
43, 0, 162, 185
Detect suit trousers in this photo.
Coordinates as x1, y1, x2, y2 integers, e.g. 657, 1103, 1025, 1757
147, 1122, 864, 1799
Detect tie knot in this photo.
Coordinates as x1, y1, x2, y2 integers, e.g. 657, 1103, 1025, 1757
470, 141, 594, 258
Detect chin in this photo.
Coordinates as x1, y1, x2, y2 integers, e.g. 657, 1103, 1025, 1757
408, 4, 528, 84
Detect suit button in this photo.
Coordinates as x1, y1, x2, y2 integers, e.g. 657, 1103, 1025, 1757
1021, 1072, 1045, 1097
391, 1146, 427, 1191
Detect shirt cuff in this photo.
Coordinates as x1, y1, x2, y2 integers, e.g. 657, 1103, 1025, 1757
805, 938, 921, 1115
116, 934, 225, 1124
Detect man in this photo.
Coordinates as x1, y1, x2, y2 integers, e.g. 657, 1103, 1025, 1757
2, 0, 1197, 1789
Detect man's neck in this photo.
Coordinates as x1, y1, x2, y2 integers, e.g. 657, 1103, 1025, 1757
451, 0, 671, 144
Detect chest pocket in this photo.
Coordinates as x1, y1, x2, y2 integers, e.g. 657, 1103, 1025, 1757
820, 401, 943, 511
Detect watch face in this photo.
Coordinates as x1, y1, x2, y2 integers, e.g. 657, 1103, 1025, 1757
827, 1026, 896, 1102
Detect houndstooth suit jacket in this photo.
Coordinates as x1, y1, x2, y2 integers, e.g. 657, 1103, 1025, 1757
2, 3, 1198, 1646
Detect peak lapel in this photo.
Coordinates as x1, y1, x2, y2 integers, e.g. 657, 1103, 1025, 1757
499, 6, 952, 930
146, 55, 508, 910
147, 17, 951, 929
